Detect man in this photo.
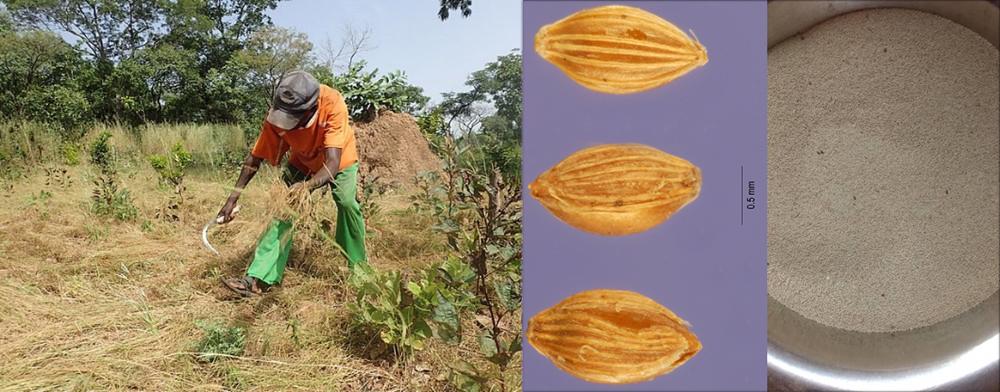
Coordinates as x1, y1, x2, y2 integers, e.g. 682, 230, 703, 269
218, 70, 366, 296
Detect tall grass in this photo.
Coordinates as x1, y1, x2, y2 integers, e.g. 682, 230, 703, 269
0, 120, 65, 175
1, 121, 250, 179
93, 122, 248, 170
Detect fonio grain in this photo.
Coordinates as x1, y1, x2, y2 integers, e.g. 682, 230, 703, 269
534, 5, 708, 94
527, 289, 701, 384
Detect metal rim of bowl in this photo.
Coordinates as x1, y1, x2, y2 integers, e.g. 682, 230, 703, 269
767, 1, 1000, 391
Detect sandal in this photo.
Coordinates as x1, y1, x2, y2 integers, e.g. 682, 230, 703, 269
222, 276, 265, 297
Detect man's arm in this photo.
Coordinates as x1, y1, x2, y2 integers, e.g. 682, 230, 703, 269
301, 147, 342, 191
217, 154, 263, 223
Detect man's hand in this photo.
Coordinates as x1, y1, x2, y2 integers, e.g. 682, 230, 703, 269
217, 198, 238, 224
289, 181, 310, 194
218, 154, 262, 224
301, 148, 342, 191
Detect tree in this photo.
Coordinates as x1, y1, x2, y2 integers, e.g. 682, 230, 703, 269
162, 0, 282, 72
3, 0, 163, 63
440, 51, 521, 133
235, 25, 313, 104
0, 28, 92, 133
438, 0, 472, 20
326, 60, 429, 122
106, 44, 202, 124
159, 0, 283, 125
0, 9, 13, 33
204, 58, 265, 133
437, 51, 522, 179
321, 23, 375, 73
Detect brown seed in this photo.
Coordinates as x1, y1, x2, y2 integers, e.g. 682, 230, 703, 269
529, 144, 700, 236
528, 289, 701, 384
534, 5, 708, 94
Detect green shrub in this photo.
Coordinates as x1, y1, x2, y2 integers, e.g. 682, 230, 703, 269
91, 175, 138, 221
328, 61, 429, 121
90, 131, 114, 173
21, 86, 92, 138
148, 142, 193, 187
416, 108, 447, 156
348, 258, 475, 353
61, 143, 81, 165
193, 321, 246, 363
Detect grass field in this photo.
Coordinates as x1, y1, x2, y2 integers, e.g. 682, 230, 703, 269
0, 122, 520, 391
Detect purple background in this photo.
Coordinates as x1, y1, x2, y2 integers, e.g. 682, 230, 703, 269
522, 1, 767, 391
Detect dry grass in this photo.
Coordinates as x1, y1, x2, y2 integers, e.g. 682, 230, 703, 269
0, 155, 516, 391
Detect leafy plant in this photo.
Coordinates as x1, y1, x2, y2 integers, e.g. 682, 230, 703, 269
416, 107, 447, 156
149, 142, 193, 221
90, 131, 114, 174
348, 257, 476, 354
88, 131, 138, 221
412, 135, 522, 391
44, 166, 72, 188
449, 360, 488, 392
348, 263, 430, 352
61, 143, 80, 165
193, 321, 246, 363
328, 61, 429, 122
91, 174, 139, 221
26, 190, 52, 216
358, 173, 388, 225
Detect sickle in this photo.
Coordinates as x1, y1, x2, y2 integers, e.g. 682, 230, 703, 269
202, 205, 240, 256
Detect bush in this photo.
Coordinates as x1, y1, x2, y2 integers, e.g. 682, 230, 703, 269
90, 131, 114, 173
91, 175, 139, 221
21, 86, 92, 138
61, 143, 81, 165
328, 61, 429, 122
193, 321, 246, 363
0, 121, 62, 176
348, 258, 476, 353
148, 142, 193, 187
416, 108, 447, 156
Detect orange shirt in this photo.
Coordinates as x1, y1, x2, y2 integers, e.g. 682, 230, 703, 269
251, 85, 359, 174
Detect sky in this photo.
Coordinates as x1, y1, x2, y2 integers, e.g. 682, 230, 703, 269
270, 0, 521, 103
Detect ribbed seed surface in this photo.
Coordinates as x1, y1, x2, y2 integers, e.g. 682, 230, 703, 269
528, 289, 701, 384
534, 5, 708, 94
529, 144, 700, 235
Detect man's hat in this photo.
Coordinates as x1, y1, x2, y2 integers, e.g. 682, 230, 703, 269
266, 70, 320, 130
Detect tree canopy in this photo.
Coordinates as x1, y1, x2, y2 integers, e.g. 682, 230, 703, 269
0, 0, 431, 139
438, 0, 472, 20
429, 51, 521, 179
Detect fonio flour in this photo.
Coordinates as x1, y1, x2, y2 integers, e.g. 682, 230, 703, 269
767, 8, 1000, 333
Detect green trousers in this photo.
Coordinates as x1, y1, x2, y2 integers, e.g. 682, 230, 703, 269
246, 163, 367, 285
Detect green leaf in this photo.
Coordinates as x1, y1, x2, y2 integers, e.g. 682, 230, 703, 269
438, 256, 476, 286
498, 245, 517, 262
431, 292, 461, 344
478, 333, 498, 358
380, 329, 397, 345
508, 333, 522, 353
448, 361, 486, 392
406, 281, 422, 297
493, 280, 520, 310
484, 244, 499, 255
414, 319, 433, 338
